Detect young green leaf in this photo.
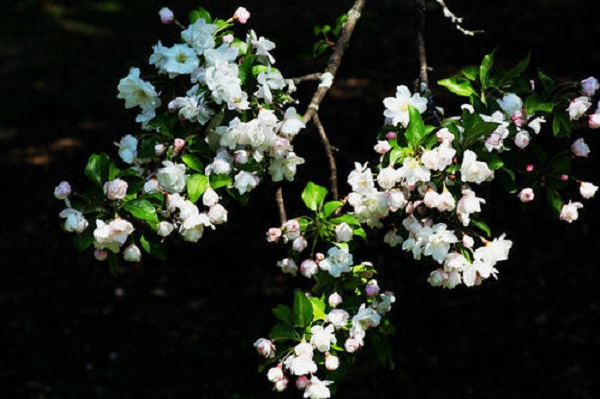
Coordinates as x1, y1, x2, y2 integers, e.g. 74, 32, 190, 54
525, 94, 554, 114
479, 50, 496, 88
438, 77, 476, 97
301, 182, 328, 211
309, 297, 327, 322
189, 7, 211, 24
323, 200, 343, 218
293, 290, 313, 327
181, 155, 205, 173
85, 153, 110, 188
123, 198, 159, 224
405, 105, 426, 148
73, 225, 94, 253
187, 174, 209, 203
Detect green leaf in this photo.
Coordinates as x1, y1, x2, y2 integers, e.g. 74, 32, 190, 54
301, 182, 328, 212
438, 77, 476, 97
238, 55, 256, 85
269, 324, 298, 341
84, 153, 110, 188
552, 113, 572, 138
538, 69, 555, 91
479, 50, 496, 88
73, 225, 94, 253
332, 14, 348, 36
124, 198, 159, 224
330, 214, 360, 227
189, 7, 211, 23
480, 153, 504, 170
138, 138, 157, 159
388, 147, 404, 166
230, 38, 248, 55
353, 227, 367, 242
181, 155, 204, 173
405, 105, 426, 148
209, 174, 232, 189
470, 219, 491, 238
272, 304, 293, 326
546, 189, 563, 214
293, 290, 313, 327
252, 65, 273, 76
525, 94, 554, 114
187, 174, 209, 203
323, 201, 343, 218
309, 297, 327, 322
505, 52, 530, 80
461, 66, 479, 81
120, 174, 145, 195
548, 154, 572, 175
108, 162, 120, 181
107, 252, 119, 276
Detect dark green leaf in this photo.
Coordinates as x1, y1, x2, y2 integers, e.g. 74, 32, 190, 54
73, 225, 94, 253
546, 189, 563, 214
470, 219, 491, 238
269, 324, 298, 341
124, 198, 159, 224
552, 113, 572, 138
272, 304, 293, 326
525, 94, 554, 114
538, 69, 556, 91
84, 153, 110, 188
301, 182, 328, 211
107, 252, 119, 276
505, 52, 530, 80
479, 50, 496, 88
293, 290, 313, 327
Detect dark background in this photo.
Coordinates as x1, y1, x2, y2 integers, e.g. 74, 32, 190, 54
1, 0, 599, 397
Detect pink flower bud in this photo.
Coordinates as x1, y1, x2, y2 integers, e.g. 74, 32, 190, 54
462, 234, 474, 248
315, 252, 325, 262
266, 228, 282, 243
222, 34, 234, 44
54, 181, 72, 200
328, 292, 343, 308
158, 7, 174, 24
518, 188, 535, 203
589, 113, 600, 129
94, 248, 108, 261
103, 178, 128, 200
300, 259, 318, 278
234, 150, 248, 164
325, 353, 339, 371
385, 131, 396, 140
526, 164, 534, 173
173, 138, 186, 152
374, 140, 391, 154
512, 110, 526, 127
296, 375, 309, 390
344, 337, 362, 353
233, 7, 250, 24
254, 338, 276, 358
365, 280, 380, 298
560, 174, 569, 181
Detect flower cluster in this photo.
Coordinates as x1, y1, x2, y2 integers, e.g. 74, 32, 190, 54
54, 6, 305, 266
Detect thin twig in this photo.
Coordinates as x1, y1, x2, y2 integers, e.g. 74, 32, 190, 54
303, 0, 366, 124
415, 0, 429, 86
313, 113, 339, 200
275, 187, 287, 224
435, 0, 483, 36
291, 73, 323, 85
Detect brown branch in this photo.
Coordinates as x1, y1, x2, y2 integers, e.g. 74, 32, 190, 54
303, 0, 366, 124
275, 187, 287, 224
415, 0, 429, 86
291, 73, 323, 85
313, 113, 339, 200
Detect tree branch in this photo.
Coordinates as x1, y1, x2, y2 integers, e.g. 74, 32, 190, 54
415, 0, 429, 86
291, 73, 323, 85
435, 0, 483, 36
313, 113, 339, 200
275, 187, 287, 224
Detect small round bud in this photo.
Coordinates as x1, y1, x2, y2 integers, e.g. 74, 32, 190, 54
579, 182, 598, 199
462, 234, 474, 248
157, 221, 174, 237
325, 353, 339, 371
233, 7, 250, 24
94, 248, 108, 261
518, 188, 535, 203
173, 138, 186, 152
222, 34, 234, 44
267, 364, 284, 382
155, 144, 166, 156
123, 244, 141, 262
300, 259, 318, 278
296, 375, 309, 390
266, 228, 282, 243
328, 292, 343, 308
158, 7, 174, 24
560, 174, 569, 181
525, 164, 534, 173
292, 236, 308, 252
254, 338, 276, 358
344, 337, 361, 353
365, 280, 380, 298
103, 179, 128, 200
385, 131, 396, 140
54, 181, 72, 200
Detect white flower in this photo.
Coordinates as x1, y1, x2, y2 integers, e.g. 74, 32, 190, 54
268, 152, 305, 182
421, 141, 456, 171
267, 366, 284, 382
234, 171, 259, 194
116, 135, 138, 164
374, 140, 391, 154
560, 201, 583, 223
383, 85, 428, 128
397, 157, 431, 186
567, 97, 591, 120
579, 182, 598, 199
476, 234, 512, 264
335, 222, 353, 242
436, 127, 455, 143
456, 188, 486, 226
421, 223, 459, 263
204, 44, 239, 67
304, 376, 332, 399
460, 150, 494, 184
344, 337, 362, 353
326, 309, 349, 329
581, 77, 599, 97
54, 181, 71, 200
310, 325, 337, 352
181, 19, 218, 54
157, 161, 187, 193
328, 292, 343, 308
589, 113, 600, 129
208, 204, 228, 225
348, 162, 375, 194
350, 304, 381, 338
274, 377, 288, 392
157, 221, 174, 237
159, 7, 174, 24
254, 338, 276, 358
202, 187, 219, 207
528, 117, 546, 134
319, 72, 334, 88
292, 236, 308, 252
300, 259, 318, 278
233, 7, 251, 24
250, 30, 276, 64
377, 167, 400, 189
117, 68, 160, 111
374, 291, 396, 314
143, 179, 160, 194
325, 353, 339, 371
161, 44, 199, 76
496, 93, 523, 115
437, 188, 456, 212
205, 150, 233, 176
123, 244, 141, 262
283, 219, 301, 241
279, 107, 306, 137
103, 179, 128, 200
59, 208, 88, 233
514, 130, 530, 149
571, 138, 590, 157
518, 188, 535, 202
93, 219, 134, 253
383, 230, 403, 247
319, 247, 353, 278
284, 355, 317, 376
277, 258, 298, 276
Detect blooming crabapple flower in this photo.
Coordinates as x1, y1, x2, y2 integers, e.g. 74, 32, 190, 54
589, 113, 600, 129
377, 167, 400, 189
157, 221, 174, 237
497, 93, 523, 116
154, 144, 166, 156
254, 338, 276, 358
250, 30, 276, 64
234, 171, 259, 194
319, 247, 353, 278
93, 219, 134, 253
422, 223, 459, 263
310, 325, 337, 352
284, 354, 317, 376
201, 187, 219, 207
277, 258, 298, 276
300, 259, 318, 278
267, 364, 284, 382
325, 353, 339, 371
280, 107, 306, 137
157, 161, 187, 193
283, 219, 301, 241
567, 97, 591, 120
456, 188, 486, 226
365, 280, 380, 298
326, 308, 349, 329
581, 77, 599, 97
437, 188, 456, 212
234, 150, 249, 164
374, 140, 391, 154
515, 131, 530, 149
292, 236, 308, 252
233, 7, 250, 24
579, 182, 598, 199
274, 377, 288, 392
117, 68, 161, 112
518, 188, 535, 202
304, 376, 333, 399
319, 72, 334, 89
117, 135, 138, 164
296, 375, 309, 390
462, 234, 474, 248
328, 292, 343, 308
162, 44, 199, 76
428, 269, 447, 287
222, 34, 234, 44
423, 189, 440, 209
335, 222, 353, 242
571, 138, 590, 157
421, 141, 456, 171
208, 204, 228, 224
143, 179, 160, 194
476, 234, 512, 264
173, 138, 186, 152
94, 248, 108, 261
512, 110, 526, 127
386, 131, 396, 140
384, 230, 403, 247
123, 244, 141, 262
344, 337, 362, 353
560, 201, 584, 223
181, 19, 218, 55
159, 7, 174, 24
460, 150, 494, 184
268, 153, 305, 182
103, 179, 128, 200
397, 157, 431, 186
374, 291, 396, 314
528, 117, 546, 134
350, 304, 381, 339
59, 209, 88, 233
348, 162, 375, 194
266, 228, 282, 243
54, 181, 71, 200
383, 85, 428, 128
436, 127, 454, 143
